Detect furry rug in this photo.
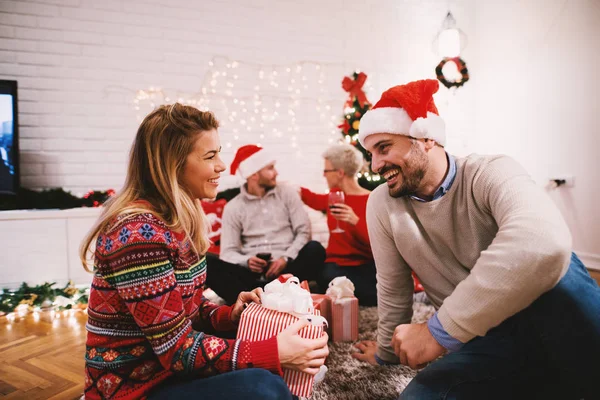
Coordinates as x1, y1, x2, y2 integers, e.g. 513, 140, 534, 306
311, 295, 435, 400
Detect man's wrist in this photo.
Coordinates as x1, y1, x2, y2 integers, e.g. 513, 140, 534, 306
427, 312, 464, 352
374, 354, 394, 366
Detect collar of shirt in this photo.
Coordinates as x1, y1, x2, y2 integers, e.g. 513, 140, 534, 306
410, 152, 457, 202
240, 183, 277, 200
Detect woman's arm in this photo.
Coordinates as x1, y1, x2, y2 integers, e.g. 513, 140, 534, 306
300, 187, 328, 212
98, 216, 282, 376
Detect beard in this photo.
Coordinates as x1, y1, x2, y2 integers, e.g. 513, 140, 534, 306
258, 175, 277, 191
382, 144, 428, 198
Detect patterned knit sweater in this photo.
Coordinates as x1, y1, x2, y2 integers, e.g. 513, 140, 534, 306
85, 212, 281, 399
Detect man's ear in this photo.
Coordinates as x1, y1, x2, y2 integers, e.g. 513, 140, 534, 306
247, 172, 258, 183
423, 138, 437, 151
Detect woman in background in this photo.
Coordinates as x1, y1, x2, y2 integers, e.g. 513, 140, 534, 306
80, 104, 328, 400
300, 144, 377, 306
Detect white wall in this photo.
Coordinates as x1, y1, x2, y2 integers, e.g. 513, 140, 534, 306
472, 0, 600, 267
0, 0, 597, 266
0, 0, 471, 196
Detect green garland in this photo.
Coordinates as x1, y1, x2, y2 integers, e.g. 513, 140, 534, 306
0, 281, 88, 315
0, 187, 115, 211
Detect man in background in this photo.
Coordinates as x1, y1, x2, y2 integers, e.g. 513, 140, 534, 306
206, 144, 325, 304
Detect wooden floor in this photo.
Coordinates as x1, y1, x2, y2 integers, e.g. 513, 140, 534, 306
1, 271, 599, 400
0, 310, 86, 400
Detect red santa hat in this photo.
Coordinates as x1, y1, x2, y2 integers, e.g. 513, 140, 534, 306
358, 79, 446, 147
230, 144, 276, 180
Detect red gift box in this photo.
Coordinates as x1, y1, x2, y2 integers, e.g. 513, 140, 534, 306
330, 296, 359, 342
311, 294, 331, 334
237, 303, 324, 398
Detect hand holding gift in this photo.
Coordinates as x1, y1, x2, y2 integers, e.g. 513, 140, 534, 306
237, 275, 329, 397
277, 318, 329, 375
230, 287, 263, 323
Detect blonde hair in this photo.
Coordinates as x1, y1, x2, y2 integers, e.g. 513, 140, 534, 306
80, 103, 219, 272
322, 143, 364, 177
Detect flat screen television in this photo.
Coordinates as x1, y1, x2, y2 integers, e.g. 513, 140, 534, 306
0, 80, 19, 195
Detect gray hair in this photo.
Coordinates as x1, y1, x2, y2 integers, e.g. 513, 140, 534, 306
322, 143, 364, 177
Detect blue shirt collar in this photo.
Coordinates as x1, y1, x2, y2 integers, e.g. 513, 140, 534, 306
410, 152, 457, 202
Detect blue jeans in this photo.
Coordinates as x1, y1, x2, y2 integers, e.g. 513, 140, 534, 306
318, 261, 378, 306
401, 253, 600, 400
148, 369, 295, 400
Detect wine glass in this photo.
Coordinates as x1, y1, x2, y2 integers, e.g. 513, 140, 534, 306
256, 239, 271, 282
328, 190, 346, 233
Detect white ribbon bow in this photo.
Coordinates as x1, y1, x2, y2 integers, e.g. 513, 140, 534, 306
261, 276, 328, 327
325, 276, 355, 303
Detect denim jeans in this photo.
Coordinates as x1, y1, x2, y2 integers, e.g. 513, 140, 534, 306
401, 253, 600, 400
317, 261, 378, 306
148, 369, 295, 400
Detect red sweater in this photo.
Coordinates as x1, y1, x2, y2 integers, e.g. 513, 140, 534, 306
85, 212, 281, 399
301, 188, 373, 266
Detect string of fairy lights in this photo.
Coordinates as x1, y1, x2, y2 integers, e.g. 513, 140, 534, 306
132, 56, 377, 158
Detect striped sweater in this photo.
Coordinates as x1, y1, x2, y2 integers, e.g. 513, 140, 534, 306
85, 212, 281, 399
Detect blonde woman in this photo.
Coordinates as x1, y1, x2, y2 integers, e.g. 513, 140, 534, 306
80, 104, 328, 400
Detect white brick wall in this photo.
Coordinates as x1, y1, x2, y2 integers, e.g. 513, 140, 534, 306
0, 0, 473, 196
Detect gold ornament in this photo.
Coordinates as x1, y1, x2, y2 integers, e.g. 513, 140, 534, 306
352, 120, 360, 130
63, 280, 79, 296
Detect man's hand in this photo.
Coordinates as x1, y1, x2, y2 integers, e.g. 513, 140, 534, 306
247, 256, 268, 273
391, 323, 446, 369
266, 257, 287, 279
351, 340, 379, 365
330, 204, 359, 226
230, 287, 263, 323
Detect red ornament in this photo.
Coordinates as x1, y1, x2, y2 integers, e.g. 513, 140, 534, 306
337, 120, 351, 134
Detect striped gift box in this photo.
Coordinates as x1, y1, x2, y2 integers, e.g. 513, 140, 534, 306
311, 294, 331, 334
331, 296, 359, 342
237, 302, 324, 398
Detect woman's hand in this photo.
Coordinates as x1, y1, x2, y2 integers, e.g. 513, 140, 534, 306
230, 287, 263, 323
277, 319, 329, 375
330, 204, 359, 225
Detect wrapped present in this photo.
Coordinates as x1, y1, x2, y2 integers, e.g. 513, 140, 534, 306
311, 294, 331, 334
326, 276, 359, 342
237, 276, 327, 398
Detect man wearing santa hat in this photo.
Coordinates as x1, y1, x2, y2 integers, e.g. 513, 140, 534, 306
351, 79, 600, 399
205, 144, 325, 304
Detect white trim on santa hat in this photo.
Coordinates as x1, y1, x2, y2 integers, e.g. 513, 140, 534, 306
358, 107, 446, 147
237, 149, 276, 180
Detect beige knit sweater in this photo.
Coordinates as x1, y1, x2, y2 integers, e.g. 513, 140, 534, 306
366, 154, 572, 363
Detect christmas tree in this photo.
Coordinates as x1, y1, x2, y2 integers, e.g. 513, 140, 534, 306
338, 72, 384, 190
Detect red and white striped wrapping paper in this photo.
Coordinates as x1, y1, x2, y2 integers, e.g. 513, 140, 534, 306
331, 297, 359, 342
237, 302, 324, 398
